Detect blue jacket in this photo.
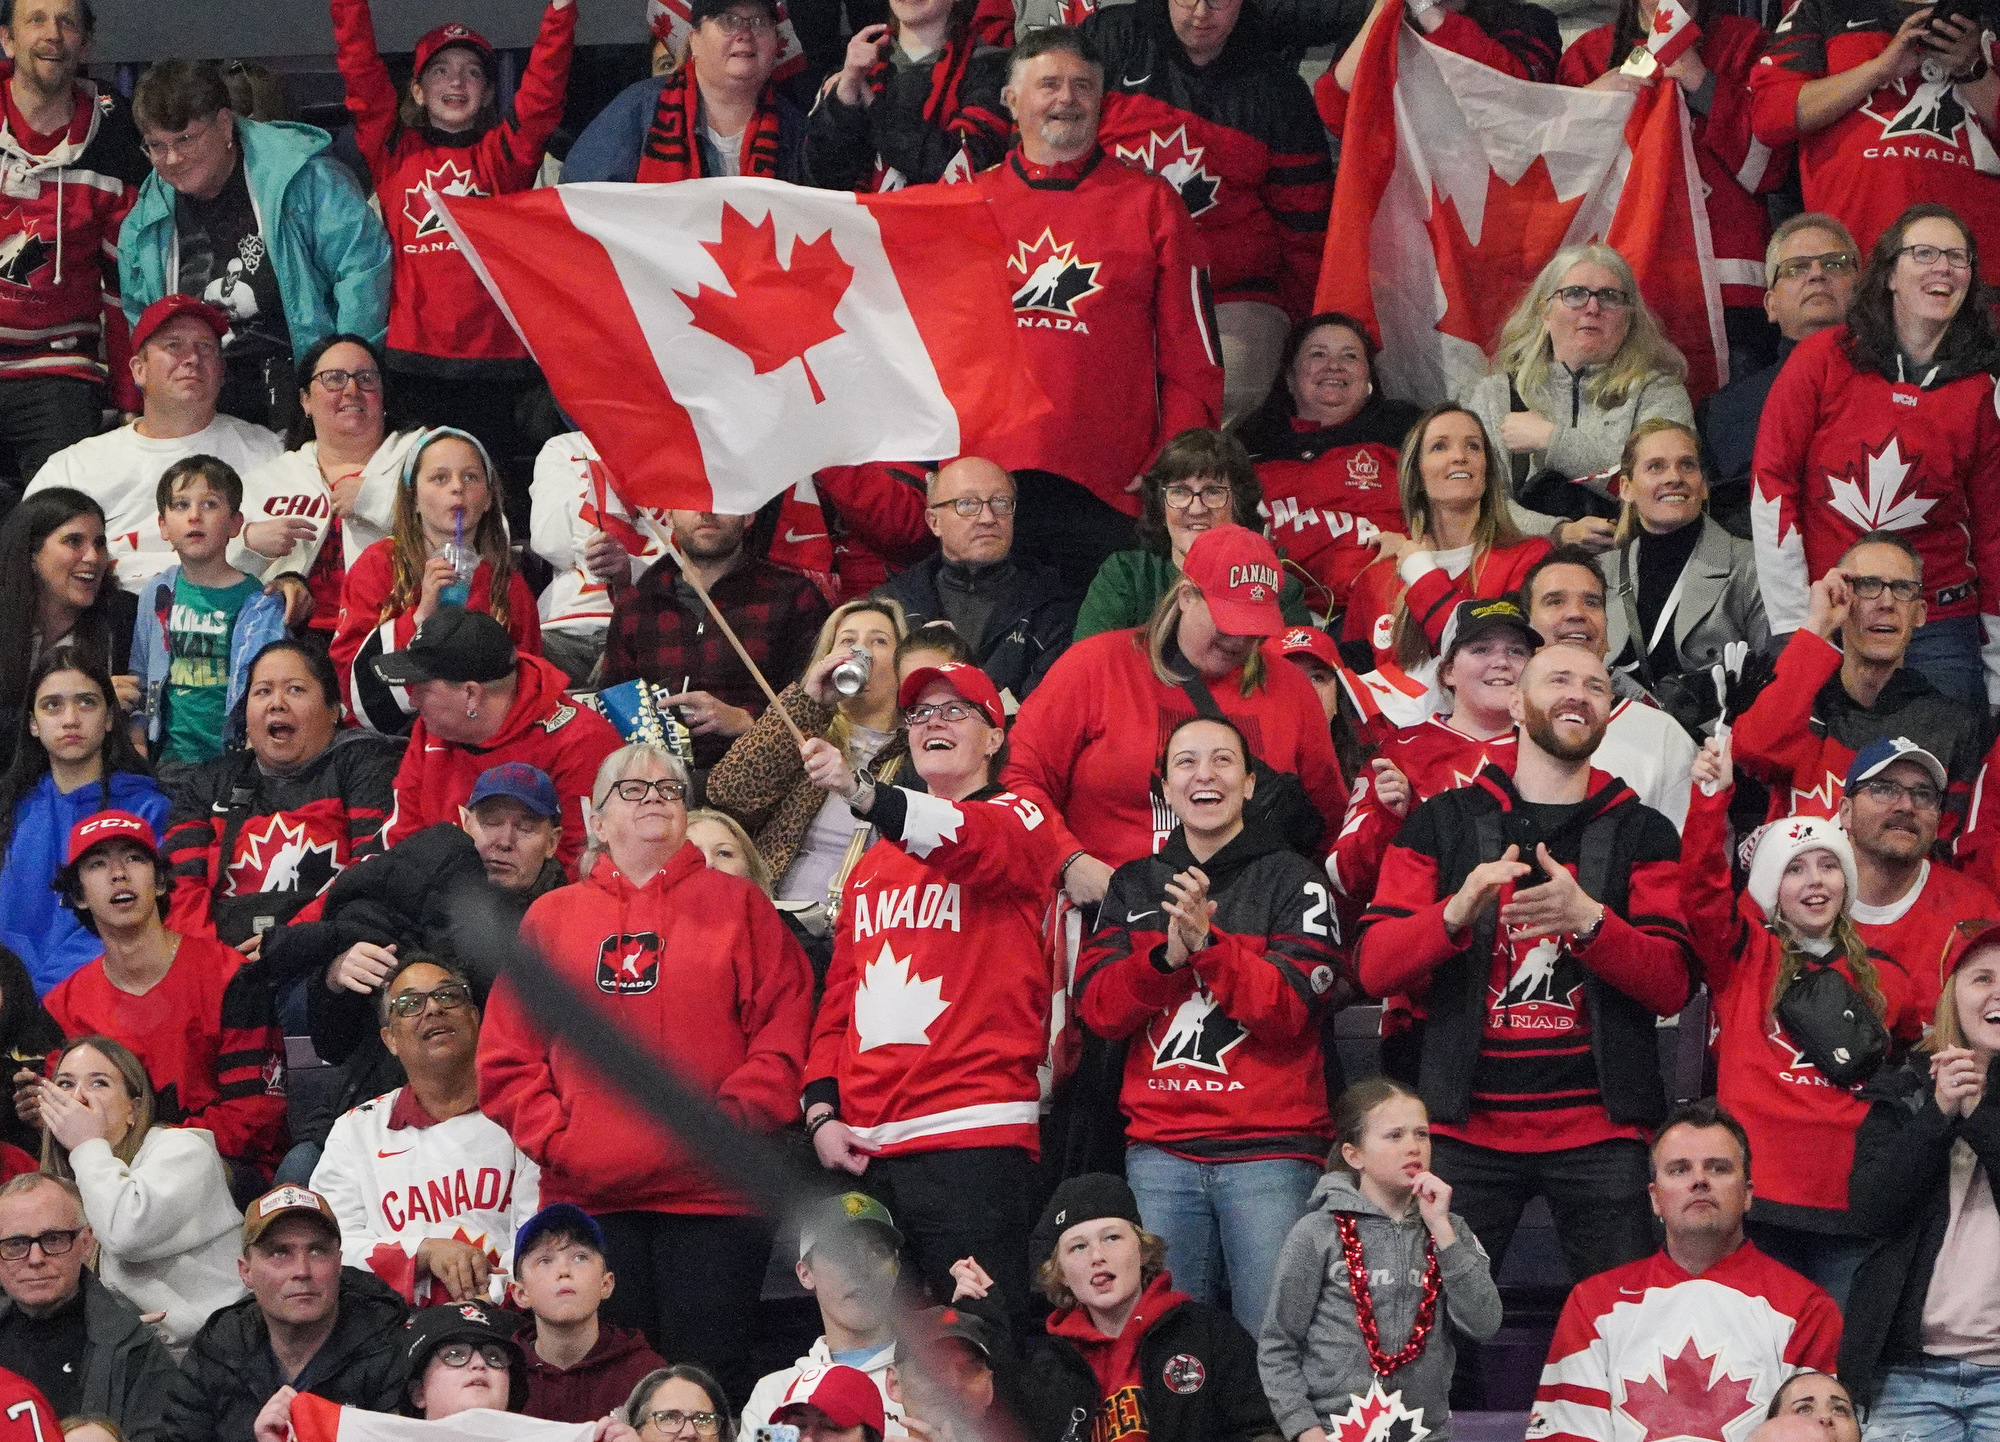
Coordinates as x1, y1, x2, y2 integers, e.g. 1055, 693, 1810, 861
2, 770, 170, 996
564, 74, 807, 183
120, 117, 391, 361
131, 566, 290, 748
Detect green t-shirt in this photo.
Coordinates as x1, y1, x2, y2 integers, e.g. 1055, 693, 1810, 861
163, 573, 260, 765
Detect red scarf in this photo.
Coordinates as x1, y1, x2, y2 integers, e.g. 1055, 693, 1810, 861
636, 62, 783, 181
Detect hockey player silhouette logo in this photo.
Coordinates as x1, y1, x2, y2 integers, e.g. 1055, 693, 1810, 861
1494, 933, 1584, 1024
1149, 984, 1246, 1074
1009, 228, 1104, 318
1501, 936, 1564, 1004
1867, 79, 1968, 145
0, 227, 52, 288
596, 932, 663, 994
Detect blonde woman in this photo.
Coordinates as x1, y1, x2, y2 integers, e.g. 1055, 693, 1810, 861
35, 1036, 245, 1352
1458, 243, 1693, 550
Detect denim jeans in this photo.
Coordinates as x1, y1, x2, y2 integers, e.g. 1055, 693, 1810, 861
1125, 1143, 1322, 1332
1903, 614, 1987, 712
1864, 1357, 2000, 1442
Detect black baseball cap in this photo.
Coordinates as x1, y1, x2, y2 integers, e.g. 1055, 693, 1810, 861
1441, 597, 1543, 662
897, 1305, 997, 1367
373, 607, 518, 687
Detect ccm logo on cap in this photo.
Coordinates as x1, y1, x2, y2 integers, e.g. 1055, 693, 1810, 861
78, 816, 142, 837
1228, 564, 1280, 590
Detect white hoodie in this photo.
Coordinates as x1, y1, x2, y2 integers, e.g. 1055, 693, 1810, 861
741, 1337, 907, 1439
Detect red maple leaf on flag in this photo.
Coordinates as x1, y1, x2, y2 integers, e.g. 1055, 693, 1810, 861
676, 204, 853, 403
1617, 1339, 1758, 1442
1652, 7, 1676, 34
1427, 158, 1586, 350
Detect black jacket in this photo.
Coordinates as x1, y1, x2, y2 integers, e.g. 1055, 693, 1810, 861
1839, 1052, 2000, 1408
1236, 391, 1424, 468
0, 1272, 178, 1442
804, 43, 1011, 191
1015, 1294, 1280, 1442
1694, 336, 1794, 541
158, 1268, 409, 1442
266, 821, 563, 1146
0, 943, 62, 1155
875, 553, 1077, 703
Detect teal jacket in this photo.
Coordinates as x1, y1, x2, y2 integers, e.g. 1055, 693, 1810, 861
120, 117, 391, 362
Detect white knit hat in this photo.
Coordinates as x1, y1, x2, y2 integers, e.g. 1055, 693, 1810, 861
1744, 815, 1858, 920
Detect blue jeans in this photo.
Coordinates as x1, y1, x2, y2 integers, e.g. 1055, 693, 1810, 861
1903, 614, 1987, 711
1864, 1357, 2000, 1442
1125, 1144, 1321, 1331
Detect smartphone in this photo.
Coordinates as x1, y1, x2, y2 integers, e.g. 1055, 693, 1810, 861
752, 1428, 801, 1442
1929, 0, 1977, 36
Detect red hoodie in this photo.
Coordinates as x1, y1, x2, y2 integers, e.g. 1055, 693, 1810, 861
520, 1322, 666, 1423
1047, 1271, 1193, 1442
477, 846, 815, 1216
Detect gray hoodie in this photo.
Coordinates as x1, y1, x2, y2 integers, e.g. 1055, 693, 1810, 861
1258, 1171, 1502, 1442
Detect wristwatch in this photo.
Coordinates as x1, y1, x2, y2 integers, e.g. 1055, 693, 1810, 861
1954, 55, 1991, 83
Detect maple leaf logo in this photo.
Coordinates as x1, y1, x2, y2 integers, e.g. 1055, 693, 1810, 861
1865, 79, 1968, 145
1329, 1384, 1431, 1442
0, 214, 54, 289
1788, 770, 1842, 818
1616, 1339, 1758, 1442
1008, 227, 1104, 318
1149, 984, 1246, 1074
1825, 438, 1936, 533
675, 204, 853, 404
853, 941, 950, 1051
1428, 158, 1585, 350
1113, 127, 1221, 217
1652, 6, 1676, 34
404, 160, 487, 239
225, 815, 343, 898
1766, 1014, 1815, 1072
1056, 0, 1097, 22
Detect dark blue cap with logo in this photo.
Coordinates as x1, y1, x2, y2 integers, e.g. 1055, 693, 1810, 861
467, 763, 560, 819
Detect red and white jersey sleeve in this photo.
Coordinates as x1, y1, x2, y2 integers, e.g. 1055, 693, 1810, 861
1328, 719, 1515, 900
528, 432, 671, 632
310, 1087, 540, 1306
0, 1372, 57, 1442
1529, 1244, 1842, 1442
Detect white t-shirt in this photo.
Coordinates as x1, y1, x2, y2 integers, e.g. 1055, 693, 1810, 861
703, 125, 745, 177
28, 414, 285, 593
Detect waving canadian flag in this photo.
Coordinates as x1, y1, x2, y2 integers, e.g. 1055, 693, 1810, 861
1317, 17, 1727, 402
1643, 0, 1702, 70
433, 180, 1048, 514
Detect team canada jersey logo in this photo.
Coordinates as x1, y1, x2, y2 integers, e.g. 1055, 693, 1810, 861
1055, 0, 1097, 23
1328, 1383, 1430, 1442
225, 813, 345, 897
0, 219, 53, 288
1113, 127, 1221, 217
403, 160, 488, 241
1492, 932, 1585, 1026
1348, 450, 1383, 488
1009, 228, 1104, 320
1824, 438, 1937, 533
853, 941, 949, 1051
1148, 984, 1247, 1076
1614, 1337, 1760, 1442
1865, 78, 1971, 148
596, 932, 663, 994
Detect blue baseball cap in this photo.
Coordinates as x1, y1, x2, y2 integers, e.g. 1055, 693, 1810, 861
1845, 736, 1947, 794
514, 1203, 606, 1263
467, 763, 560, 819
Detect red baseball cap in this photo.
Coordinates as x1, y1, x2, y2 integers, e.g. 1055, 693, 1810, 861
773, 1366, 885, 1436
898, 662, 1004, 728
414, 22, 495, 79
1277, 625, 1341, 669
130, 294, 229, 354
1181, 525, 1287, 637
65, 811, 161, 868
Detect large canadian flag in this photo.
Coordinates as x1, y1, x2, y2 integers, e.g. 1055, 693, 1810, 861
288, 1395, 592, 1442
1317, 19, 1728, 402
433, 179, 1049, 514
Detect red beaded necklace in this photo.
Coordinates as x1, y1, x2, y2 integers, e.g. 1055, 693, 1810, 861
1336, 1213, 1442, 1376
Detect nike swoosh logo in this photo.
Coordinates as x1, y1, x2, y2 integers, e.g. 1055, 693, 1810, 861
1618, 1287, 1646, 1296
1845, 17, 1872, 26
1121, 72, 1151, 86
377, 1148, 411, 1158
784, 529, 828, 543
1127, 909, 1157, 923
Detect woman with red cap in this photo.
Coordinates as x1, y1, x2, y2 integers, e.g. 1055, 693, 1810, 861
329, 0, 577, 448
800, 660, 1061, 1321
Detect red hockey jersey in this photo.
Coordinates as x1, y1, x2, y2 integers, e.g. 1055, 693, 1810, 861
45, 937, 287, 1168
382, 652, 621, 878
1077, 827, 1342, 1161
1004, 627, 1349, 869
333, 0, 575, 369
1750, 0, 2000, 263
1853, 857, 1998, 1022
974, 148, 1223, 515
1680, 784, 1914, 1218
1254, 403, 1419, 617
0, 1372, 57, 1442
1342, 539, 1551, 667
1949, 726, 2000, 902
805, 784, 1061, 1157
1527, 1242, 1841, 1442
1328, 717, 1517, 902
1561, 18, 1785, 309
1750, 326, 2000, 667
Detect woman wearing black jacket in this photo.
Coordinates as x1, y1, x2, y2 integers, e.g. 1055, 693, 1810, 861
1016, 1172, 1281, 1442
1841, 919, 2000, 1432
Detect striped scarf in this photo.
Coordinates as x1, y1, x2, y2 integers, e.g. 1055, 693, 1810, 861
636, 61, 783, 180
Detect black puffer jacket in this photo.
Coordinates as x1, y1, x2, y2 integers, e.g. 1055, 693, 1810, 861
157, 1268, 409, 1442
1839, 1052, 2000, 1409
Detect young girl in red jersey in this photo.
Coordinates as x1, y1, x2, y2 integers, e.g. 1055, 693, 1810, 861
1683, 733, 1915, 1309
331, 0, 576, 449
332, 427, 540, 734
1262, 1079, 1501, 1442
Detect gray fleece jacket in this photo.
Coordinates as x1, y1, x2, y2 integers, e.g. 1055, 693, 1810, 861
1458, 363, 1694, 537
1257, 1171, 1502, 1442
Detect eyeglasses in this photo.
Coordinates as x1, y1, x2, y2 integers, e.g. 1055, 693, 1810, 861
1853, 777, 1943, 812
311, 368, 383, 393
610, 778, 688, 805
434, 1342, 513, 1370
1845, 574, 1922, 602
926, 495, 1016, 518
0, 1229, 82, 1262
708, 10, 776, 32
905, 701, 981, 726
1771, 251, 1857, 284
387, 982, 473, 1019
1550, 285, 1633, 311
1162, 483, 1232, 511
139, 116, 223, 164
1900, 243, 1973, 271
639, 1412, 724, 1437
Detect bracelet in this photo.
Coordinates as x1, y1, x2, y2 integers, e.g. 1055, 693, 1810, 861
1059, 850, 1088, 880
1574, 904, 1608, 948
805, 1110, 839, 1141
